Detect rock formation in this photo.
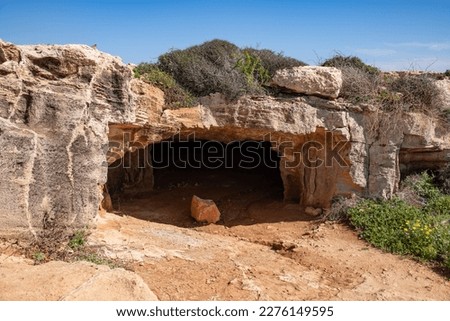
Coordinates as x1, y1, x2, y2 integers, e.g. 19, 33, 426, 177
0, 39, 449, 238
0, 256, 158, 300
272, 66, 343, 99
191, 195, 221, 224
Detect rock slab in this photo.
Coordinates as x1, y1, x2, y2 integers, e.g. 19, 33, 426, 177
272, 66, 342, 99
0, 259, 158, 301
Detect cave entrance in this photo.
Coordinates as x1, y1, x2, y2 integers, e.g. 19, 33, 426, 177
106, 137, 304, 227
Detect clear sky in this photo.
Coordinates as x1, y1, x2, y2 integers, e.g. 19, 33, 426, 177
1, 0, 449, 71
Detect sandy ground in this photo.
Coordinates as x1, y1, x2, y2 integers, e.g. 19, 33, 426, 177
89, 167, 450, 300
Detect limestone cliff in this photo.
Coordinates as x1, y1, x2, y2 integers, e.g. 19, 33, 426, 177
0, 40, 449, 237
0, 41, 135, 237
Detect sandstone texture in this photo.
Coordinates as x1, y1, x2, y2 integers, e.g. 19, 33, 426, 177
0, 39, 449, 237
272, 66, 343, 99
0, 256, 158, 300
0, 40, 136, 237
191, 195, 221, 224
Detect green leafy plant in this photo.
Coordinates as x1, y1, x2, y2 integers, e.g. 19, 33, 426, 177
242, 48, 306, 76
444, 69, 450, 77
68, 230, 86, 250
236, 51, 271, 86
348, 172, 450, 269
134, 63, 197, 108
32, 251, 46, 264
77, 253, 118, 269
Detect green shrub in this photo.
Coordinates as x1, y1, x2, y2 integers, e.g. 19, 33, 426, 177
158, 39, 252, 99
77, 253, 118, 268
322, 54, 380, 75
134, 63, 177, 88
243, 48, 306, 76
32, 252, 46, 264
134, 63, 197, 108
348, 172, 450, 268
138, 39, 306, 102
444, 69, 450, 77
236, 50, 271, 86
404, 172, 442, 200
68, 230, 86, 250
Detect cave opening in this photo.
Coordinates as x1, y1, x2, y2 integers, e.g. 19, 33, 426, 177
105, 136, 305, 227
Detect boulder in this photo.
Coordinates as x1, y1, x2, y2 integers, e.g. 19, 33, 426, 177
272, 66, 342, 99
191, 195, 221, 224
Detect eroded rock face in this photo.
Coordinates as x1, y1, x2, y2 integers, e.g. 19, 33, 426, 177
1, 40, 449, 237
0, 40, 135, 237
272, 66, 343, 99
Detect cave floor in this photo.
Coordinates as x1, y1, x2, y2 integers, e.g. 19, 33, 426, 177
93, 167, 450, 300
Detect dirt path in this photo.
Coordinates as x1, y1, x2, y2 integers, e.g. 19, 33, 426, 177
89, 168, 450, 300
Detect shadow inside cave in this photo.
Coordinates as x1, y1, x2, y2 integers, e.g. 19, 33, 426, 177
107, 139, 313, 228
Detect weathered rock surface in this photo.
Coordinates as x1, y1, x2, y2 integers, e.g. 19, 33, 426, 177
272, 66, 343, 99
0, 257, 158, 300
0, 40, 449, 237
191, 195, 221, 224
0, 40, 136, 237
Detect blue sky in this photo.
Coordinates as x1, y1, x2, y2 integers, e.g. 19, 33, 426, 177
1, 0, 449, 71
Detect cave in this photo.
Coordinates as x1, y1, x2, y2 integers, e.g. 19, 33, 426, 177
105, 136, 308, 227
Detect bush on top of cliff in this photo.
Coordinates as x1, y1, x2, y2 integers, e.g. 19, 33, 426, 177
322, 54, 381, 75
321, 54, 381, 103
323, 54, 445, 117
242, 48, 306, 76
136, 39, 306, 103
134, 63, 197, 108
384, 74, 444, 115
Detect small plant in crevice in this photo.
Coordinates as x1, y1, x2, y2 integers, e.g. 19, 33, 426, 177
32, 251, 46, 264
66, 229, 121, 268
68, 229, 87, 251
77, 252, 119, 269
